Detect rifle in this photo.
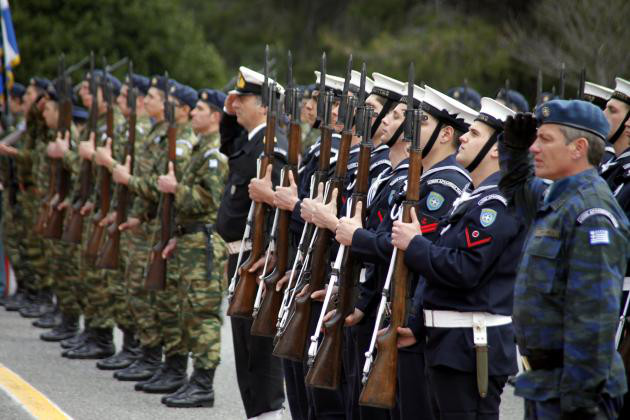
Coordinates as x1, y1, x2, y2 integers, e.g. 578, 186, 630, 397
359, 64, 422, 409
84, 58, 115, 265
251, 51, 302, 336
577, 68, 586, 99
274, 53, 334, 359
145, 73, 176, 291
306, 64, 372, 389
273, 55, 354, 361
227, 45, 278, 318
41, 55, 73, 239
62, 51, 98, 244
96, 61, 137, 269
558, 62, 566, 99
535, 69, 543, 106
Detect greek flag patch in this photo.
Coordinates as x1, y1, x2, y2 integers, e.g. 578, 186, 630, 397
208, 159, 218, 168
426, 192, 445, 211
176, 147, 183, 156
589, 229, 610, 245
479, 208, 497, 227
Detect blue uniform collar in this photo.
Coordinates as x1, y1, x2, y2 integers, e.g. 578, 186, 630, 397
542, 168, 599, 210
474, 171, 501, 191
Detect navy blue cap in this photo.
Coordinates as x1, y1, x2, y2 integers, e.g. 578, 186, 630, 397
46, 83, 59, 101
447, 86, 482, 111
535, 99, 610, 140
11, 82, 25, 98
72, 106, 89, 122
169, 82, 198, 109
29, 77, 52, 92
125, 73, 151, 95
85, 70, 121, 96
496, 88, 529, 113
150, 75, 171, 94
198, 88, 226, 110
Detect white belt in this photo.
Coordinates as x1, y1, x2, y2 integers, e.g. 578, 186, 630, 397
624, 277, 630, 291
226, 240, 252, 255
423, 310, 512, 346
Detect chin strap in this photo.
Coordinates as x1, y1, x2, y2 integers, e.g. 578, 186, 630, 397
609, 110, 630, 145
465, 131, 500, 173
421, 122, 444, 159
385, 114, 408, 147
371, 98, 396, 139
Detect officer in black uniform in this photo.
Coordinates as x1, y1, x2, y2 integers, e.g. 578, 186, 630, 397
216, 65, 287, 419
392, 96, 524, 420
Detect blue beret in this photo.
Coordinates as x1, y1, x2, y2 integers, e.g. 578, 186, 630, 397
150, 75, 171, 94
86, 70, 121, 96
45, 83, 59, 101
29, 77, 52, 92
169, 82, 198, 109
198, 88, 226, 110
11, 82, 25, 98
125, 73, 151, 95
535, 99, 610, 140
72, 106, 89, 122
446, 86, 482, 111
496, 88, 529, 113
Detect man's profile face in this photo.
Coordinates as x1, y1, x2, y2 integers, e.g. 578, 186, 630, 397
604, 98, 630, 142
456, 120, 493, 168
232, 94, 263, 129
42, 101, 58, 129
529, 123, 576, 180
143, 87, 164, 118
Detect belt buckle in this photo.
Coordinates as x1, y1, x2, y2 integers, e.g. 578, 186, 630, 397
472, 313, 487, 345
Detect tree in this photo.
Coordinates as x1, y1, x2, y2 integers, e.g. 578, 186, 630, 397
10, 0, 227, 88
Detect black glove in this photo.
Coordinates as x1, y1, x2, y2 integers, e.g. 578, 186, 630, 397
501, 112, 538, 150
560, 406, 600, 420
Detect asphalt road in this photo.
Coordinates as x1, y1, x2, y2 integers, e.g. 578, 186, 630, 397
0, 301, 524, 419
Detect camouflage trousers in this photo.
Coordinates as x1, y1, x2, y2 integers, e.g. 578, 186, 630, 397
103, 230, 135, 333
81, 219, 114, 329
2, 192, 24, 286
162, 229, 225, 370
18, 190, 46, 292
46, 237, 82, 317
126, 222, 161, 348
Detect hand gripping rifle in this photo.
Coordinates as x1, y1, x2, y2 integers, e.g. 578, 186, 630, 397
41, 54, 74, 238
251, 51, 301, 336
145, 73, 177, 291
359, 64, 422, 409
62, 51, 98, 243
273, 53, 334, 359
227, 45, 278, 318
96, 61, 137, 269
273, 55, 355, 361
306, 66, 372, 389
84, 57, 115, 265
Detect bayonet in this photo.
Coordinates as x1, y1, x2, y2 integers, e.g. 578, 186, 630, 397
558, 62, 566, 99
337, 54, 353, 125
316, 52, 326, 122
262, 45, 270, 107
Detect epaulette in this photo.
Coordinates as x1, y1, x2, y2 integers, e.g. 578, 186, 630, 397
176, 139, 193, 149
477, 193, 508, 207
577, 208, 619, 228
426, 178, 464, 195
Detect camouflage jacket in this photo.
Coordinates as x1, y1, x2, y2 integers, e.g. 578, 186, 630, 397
498, 141, 630, 412
174, 131, 227, 225
15, 109, 48, 188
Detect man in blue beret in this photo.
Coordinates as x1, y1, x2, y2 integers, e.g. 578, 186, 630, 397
496, 88, 529, 113
498, 100, 630, 419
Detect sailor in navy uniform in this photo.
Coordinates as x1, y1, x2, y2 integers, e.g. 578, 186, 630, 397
581, 81, 616, 166
391, 97, 524, 420
216, 65, 288, 420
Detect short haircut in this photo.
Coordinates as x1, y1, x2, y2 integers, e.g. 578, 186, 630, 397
558, 125, 605, 166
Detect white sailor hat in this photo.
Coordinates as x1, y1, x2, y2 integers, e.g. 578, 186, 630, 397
370, 73, 404, 102
475, 97, 516, 130
230, 66, 284, 97
314, 71, 346, 97
400, 83, 425, 108
584, 82, 613, 101
349, 70, 374, 96
422, 85, 478, 131
611, 77, 630, 106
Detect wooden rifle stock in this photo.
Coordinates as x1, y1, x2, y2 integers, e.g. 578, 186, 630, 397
145, 106, 177, 291
96, 109, 136, 269
251, 120, 300, 335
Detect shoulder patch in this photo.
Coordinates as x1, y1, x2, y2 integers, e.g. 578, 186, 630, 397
203, 147, 222, 159
208, 159, 218, 169
426, 191, 445, 211
370, 159, 390, 171
477, 194, 508, 207
589, 229, 610, 245
577, 208, 619, 228
465, 226, 493, 248
176, 139, 193, 149
175, 147, 184, 156
479, 208, 497, 227
426, 178, 463, 195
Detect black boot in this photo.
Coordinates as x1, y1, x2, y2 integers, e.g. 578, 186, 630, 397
19, 289, 53, 318
60, 328, 90, 349
162, 368, 215, 408
140, 354, 187, 394
32, 305, 61, 328
114, 346, 162, 381
63, 328, 115, 359
96, 329, 141, 370
40, 314, 79, 342
4, 289, 32, 311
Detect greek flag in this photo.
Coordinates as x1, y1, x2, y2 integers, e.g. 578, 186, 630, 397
0, 0, 19, 93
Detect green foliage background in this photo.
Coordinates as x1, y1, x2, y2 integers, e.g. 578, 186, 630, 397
9, 0, 628, 107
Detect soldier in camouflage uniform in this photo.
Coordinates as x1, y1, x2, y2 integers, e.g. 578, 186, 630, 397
158, 88, 227, 408
1, 78, 53, 314
499, 100, 630, 419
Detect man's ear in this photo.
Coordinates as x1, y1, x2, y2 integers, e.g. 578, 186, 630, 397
440, 125, 454, 143
489, 143, 499, 159
572, 137, 589, 160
